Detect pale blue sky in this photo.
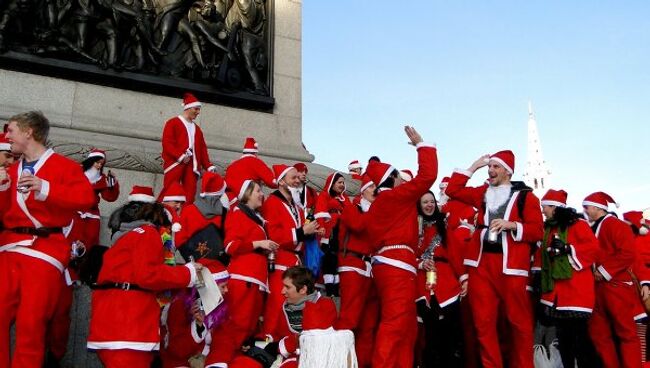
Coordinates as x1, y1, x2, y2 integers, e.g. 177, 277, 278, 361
302, 1, 650, 213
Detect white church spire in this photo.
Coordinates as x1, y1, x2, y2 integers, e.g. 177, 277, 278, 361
523, 101, 551, 196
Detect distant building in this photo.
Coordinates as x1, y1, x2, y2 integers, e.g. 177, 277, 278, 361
523, 101, 551, 197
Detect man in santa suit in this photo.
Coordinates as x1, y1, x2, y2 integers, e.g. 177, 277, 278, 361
445, 150, 543, 368
162, 93, 217, 204
224, 137, 277, 207
335, 174, 378, 368
365, 126, 437, 368
293, 163, 318, 217
348, 160, 363, 181
0, 111, 95, 367
260, 164, 321, 338
583, 192, 642, 368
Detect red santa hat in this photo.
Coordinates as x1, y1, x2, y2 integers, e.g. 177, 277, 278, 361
623, 211, 644, 229
400, 169, 414, 182
439, 176, 450, 190
243, 137, 258, 154
159, 182, 187, 203
582, 191, 619, 211
541, 189, 568, 207
229, 178, 254, 201
490, 150, 515, 175
197, 259, 230, 283
0, 134, 10, 152
348, 160, 362, 172
182, 92, 201, 110
87, 148, 106, 160
360, 174, 374, 193
162, 203, 182, 233
273, 164, 295, 183
129, 185, 155, 203
293, 162, 308, 173
201, 172, 226, 197
365, 161, 397, 187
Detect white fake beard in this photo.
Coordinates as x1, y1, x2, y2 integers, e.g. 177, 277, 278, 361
85, 167, 101, 184
485, 185, 511, 212
288, 186, 303, 208
360, 197, 372, 213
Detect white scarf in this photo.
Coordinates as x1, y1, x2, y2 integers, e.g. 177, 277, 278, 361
288, 186, 303, 209
485, 184, 512, 213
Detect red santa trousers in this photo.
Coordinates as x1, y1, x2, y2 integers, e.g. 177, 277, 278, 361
589, 282, 642, 368
468, 253, 533, 368
46, 277, 74, 360
336, 271, 379, 368
0, 252, 64, 368
371, 264, 418, 368
97, 349, 153, 368
164, 163, 198, 204
461, 296, 482, 368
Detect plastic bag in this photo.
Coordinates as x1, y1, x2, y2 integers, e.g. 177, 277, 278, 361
303, 236, 324, 277
549, 340, 564, 368
534, 344, 552, 368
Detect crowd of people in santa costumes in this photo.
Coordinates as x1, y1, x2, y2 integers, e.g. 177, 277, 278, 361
4, 99, 650, 368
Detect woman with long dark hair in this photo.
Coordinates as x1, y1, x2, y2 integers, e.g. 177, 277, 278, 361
415, 191, 463, 368
87, 200, 202, 367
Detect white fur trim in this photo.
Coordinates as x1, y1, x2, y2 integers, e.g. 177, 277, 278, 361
87, 151, 105, 159
183, 101, 201, 110
582, 200, 609, 211
453, 168, 474, 177
163, 195, 186, 202
238, 179, 252, 200
190, 321, 207, 343
277, 167, 295, 182
378, 165, 396, 186
556, 306, 593, 313
489, 157, 514, 174
360, 180, 373, 193
212, 271, 230, 282
313, 212, 331, 220
185, 263, 198, 287
128, 194, 155, 203
540, 200, 566, 207
279, 337, 291, 358
597, 265, 612, 281
459, 274, 469, 283
87, 341, 160, 351
7, 247, 64, 272
513, 222, 524, 242
415, 142, 436, 149
568, 244, 583, 271
347, 163, 362, 171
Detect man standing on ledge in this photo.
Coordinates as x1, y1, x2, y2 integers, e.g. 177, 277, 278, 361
162, 93, 217, 204
365, 126, 437, 368
445, 151, 543, 368
0, 111, 95, 367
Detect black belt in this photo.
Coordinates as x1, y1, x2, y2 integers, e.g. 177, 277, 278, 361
340, 250, 371, 262
91, 282, 146, 291
433, 256, 448, 263
9, 227, 63, 238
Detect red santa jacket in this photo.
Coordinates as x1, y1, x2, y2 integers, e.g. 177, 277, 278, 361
415, 224, 462, 308
162, 116, 214, 175
261, 191, 305, 269
87, 224, 194, 351
175, 203, 223, 248
86, 173, 120, 215
536, 219, 599, 313
337, 198, 373, 277
224, 205, 269, 291
0, 149, 95, 272
314, 173, 349, 243
366, 143, 438, 274
633, 232, 650, 286
445, 172, 543, 277
272, 293, 338, 362
592, 214, 636, 283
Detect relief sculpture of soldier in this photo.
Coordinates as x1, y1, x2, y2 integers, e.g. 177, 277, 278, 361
0, 0, 271, 97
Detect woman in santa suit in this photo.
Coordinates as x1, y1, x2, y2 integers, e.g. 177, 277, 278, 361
414, 191, 463, 368
69, 149, 120, 248
314, 172, 349, 295
87, 199, 202, 368
204, 179, 279, 368
535, 189, 600, 368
